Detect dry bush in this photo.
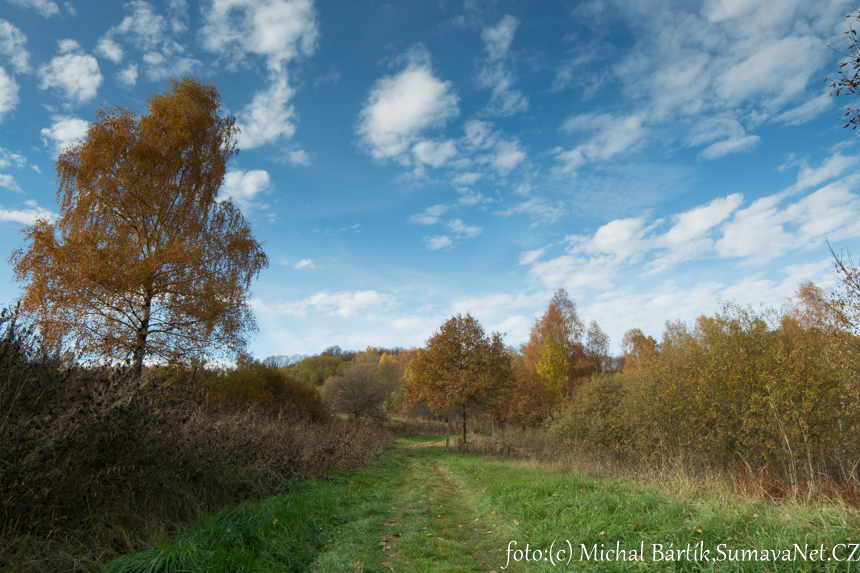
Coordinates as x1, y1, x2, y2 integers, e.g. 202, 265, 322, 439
0, 315, 389, 572
321, 363, 388, 420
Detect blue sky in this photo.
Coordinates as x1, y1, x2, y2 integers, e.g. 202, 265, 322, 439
0, 0, 857, 359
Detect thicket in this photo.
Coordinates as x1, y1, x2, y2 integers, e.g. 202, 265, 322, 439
545, 291, 860, 499
0, 313, 389, 572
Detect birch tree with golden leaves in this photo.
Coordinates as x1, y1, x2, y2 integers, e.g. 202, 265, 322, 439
11, 77, 268, 373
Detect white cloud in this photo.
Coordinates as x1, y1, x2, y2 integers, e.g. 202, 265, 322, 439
107, 1, 167, 52
523, 179, 860, 295
0, 146, 26, 169
219, 169, 272, 211
40, 115, 88, 155
446, 218, 481, 238
0, 202, 54, 224
699, 134, 760, 160
38, 40, 102, 105
0, 20, 29, 73
409, 204, 449, 225
714, 36, 820, 109
96, 1, 198, 84
0, 173, 21, 192
477, 15, 527, 117
556, 113, 646, 173
294, 258, 313, 269
236, 76, 297, 148
0, 67, 17, 122
482, 15, 518, 60
201, 0, 318, 72
412, 139, 457, 168
287, 147, 310, 166
117, 64, 138, 87
424, 235, 452, 251
690, 115, 761, 159
96, 37, 123, 63
358, 45, 459, 162
5, 0, 59, 17
794, 152, 859, 192
490, 139, 525, 173
518, 247, 545, 266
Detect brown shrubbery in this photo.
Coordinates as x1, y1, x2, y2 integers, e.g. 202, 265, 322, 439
0, 314, 389, 572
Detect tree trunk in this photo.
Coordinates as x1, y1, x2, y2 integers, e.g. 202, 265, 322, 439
445, 415, 450, 452
462, 403, 467, 445
131, 293, 152, 376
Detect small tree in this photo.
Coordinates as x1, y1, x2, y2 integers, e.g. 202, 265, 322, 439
11, 77, 268, 372
404, 314, 510, 445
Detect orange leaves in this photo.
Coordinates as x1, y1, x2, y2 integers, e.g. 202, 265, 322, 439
11, 76, 267, 371
403, 314, 511, 442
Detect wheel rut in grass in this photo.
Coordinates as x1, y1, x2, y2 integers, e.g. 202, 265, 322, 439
377, 447, 506, 573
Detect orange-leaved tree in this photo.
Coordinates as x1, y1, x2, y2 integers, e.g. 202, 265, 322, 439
404, 314, 510, 444
11, 77, 268, 373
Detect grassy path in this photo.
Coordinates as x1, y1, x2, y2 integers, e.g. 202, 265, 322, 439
105, 436, 860, 572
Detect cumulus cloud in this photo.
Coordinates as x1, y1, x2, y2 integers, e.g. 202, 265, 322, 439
5, 0, 59, 17
201, 0, 318, 72
218, 169, 272, 211
236, 77, 297, 148
199, 0, 317, 148
0, 20, 29, 73
40, 115, 88, 155
294, 258, 313, 269
38, 40, 102, 104
117, 64, 138, 87
358, 45, 459, 163
95, 37, 123, 63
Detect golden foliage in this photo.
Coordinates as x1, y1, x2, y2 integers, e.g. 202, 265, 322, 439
403, 314, 510, 443
11, 77, 267, 371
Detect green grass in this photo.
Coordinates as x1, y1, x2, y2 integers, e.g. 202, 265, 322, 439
105, 441, 860, 572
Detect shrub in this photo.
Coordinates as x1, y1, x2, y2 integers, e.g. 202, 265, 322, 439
321, 363, 388, 419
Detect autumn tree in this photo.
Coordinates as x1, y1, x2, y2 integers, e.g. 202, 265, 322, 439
11, 77, 268, 373
523, 288, 611, 401
404, 314, 511, 444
